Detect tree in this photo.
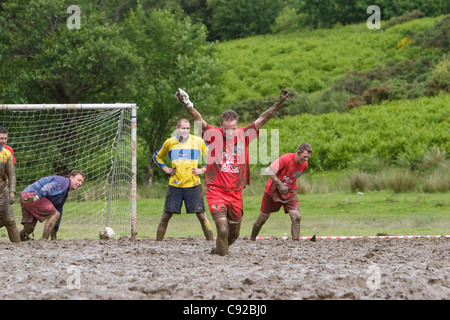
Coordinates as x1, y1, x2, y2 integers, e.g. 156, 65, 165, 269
0, 0, 143, 104
207, 0, 282, 40
122, 5, 222, 185
0, 1, 222, 186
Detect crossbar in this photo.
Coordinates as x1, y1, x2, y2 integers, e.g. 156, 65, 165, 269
0, 103, 136, 110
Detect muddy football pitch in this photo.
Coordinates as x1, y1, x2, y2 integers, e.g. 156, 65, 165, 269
1, 236, 449, 302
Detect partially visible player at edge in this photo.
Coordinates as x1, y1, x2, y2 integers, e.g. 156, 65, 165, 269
251, 143, 312, 241
153, 118, 214, 241
0, 127, 20, 243
176, 86, 289, 256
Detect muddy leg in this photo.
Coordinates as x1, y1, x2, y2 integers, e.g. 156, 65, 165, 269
213, 216, 229, 256
250, 211, 270, 241
41, 211, 61, 240
156, 211, 173, 241
5, 206, 20, 243
20, 222, 36, 241
196, 212, 214, 241
228, 222, 241, 246
288, 210, 301, 241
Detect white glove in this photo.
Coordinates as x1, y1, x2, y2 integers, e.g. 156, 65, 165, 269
175, 88, 194, 108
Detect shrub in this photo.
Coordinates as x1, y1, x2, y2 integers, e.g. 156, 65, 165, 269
271, 7, 309, 34
414, 15, 450, 51
422, 148, 448, 170
426, 56, 450, 96
347, 94, 366, 109
387, 169, 417, 193
421, 169, 450, 192
361, 83, 390, 104
297, 178, 311, 194
311, 88, 350, 114
386, 10, 423, 28
349, 171, 370, 192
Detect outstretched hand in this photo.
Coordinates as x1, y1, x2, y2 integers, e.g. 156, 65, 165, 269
175, 88, 194, 108
278, 85, 289, 103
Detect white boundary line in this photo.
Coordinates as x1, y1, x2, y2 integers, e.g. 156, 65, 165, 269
149, 235, 450, 240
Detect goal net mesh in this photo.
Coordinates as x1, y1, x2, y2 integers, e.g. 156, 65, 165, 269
0, 107, 133, 238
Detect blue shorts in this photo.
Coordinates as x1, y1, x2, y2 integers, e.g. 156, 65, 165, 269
164, 185, 205, 214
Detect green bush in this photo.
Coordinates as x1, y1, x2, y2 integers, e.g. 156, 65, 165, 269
387, 169, 417, 193
426, 56, 450, 95
264, 94, 450, 172
350, 171, 370, 192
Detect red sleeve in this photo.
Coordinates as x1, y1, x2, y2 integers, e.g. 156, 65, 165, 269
242, 122, 259, 144
4, 145, 16, 164
269, 155, 286, 175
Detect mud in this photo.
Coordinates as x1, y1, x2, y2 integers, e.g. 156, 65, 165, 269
0, 237, 448, 300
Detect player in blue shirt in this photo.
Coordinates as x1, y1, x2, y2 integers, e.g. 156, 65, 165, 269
19, 170, 84, 240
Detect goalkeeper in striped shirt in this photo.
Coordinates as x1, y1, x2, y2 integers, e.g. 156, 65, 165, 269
153, 118, 213, 241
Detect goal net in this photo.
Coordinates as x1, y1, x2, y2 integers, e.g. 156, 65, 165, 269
0, 104, 137, 239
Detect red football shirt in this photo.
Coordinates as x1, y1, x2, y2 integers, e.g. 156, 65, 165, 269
264, 153, 308, 201
202, 123, 259, 192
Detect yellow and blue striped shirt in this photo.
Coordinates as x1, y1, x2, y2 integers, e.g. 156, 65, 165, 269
153, 134, 208, 188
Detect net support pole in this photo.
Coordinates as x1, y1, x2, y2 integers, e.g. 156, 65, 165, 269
130, 105, 138, 239
106, 109, 125, 227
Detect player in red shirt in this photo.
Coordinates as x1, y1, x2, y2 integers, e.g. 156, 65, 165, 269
250, 143, 312, 241
176, 87, 289, 256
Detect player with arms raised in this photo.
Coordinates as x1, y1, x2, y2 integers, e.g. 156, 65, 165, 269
176, 87, 289, 256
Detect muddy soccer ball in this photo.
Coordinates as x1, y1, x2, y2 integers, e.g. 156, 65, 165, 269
99, 226, 115, 240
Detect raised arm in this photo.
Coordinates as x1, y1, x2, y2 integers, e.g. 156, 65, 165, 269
254, 86, 289, 131
176, 88, 209, 133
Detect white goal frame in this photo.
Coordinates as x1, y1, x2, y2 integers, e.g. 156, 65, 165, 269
0, 103, 138, 239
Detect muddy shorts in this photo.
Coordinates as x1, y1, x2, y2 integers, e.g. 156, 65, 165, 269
20, 192, 58, 227
164, 185, 205, 214
206, 186, 243, 225
260, 192, 300, 214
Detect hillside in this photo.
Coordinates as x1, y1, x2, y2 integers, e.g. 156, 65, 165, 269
211, 15, 449, 179
263, 93, 449, 172
214, 16, 446, 107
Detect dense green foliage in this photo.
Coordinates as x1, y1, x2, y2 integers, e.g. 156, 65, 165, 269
59, 0, 450, 41
263, 93, 449, 172
1, 1, 449, 187
0, 1, 222, 185
215, 16, 449, 108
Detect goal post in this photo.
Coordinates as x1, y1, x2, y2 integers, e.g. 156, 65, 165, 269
0, 103, 137, 239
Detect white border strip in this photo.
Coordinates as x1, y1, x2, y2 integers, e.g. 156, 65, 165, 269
149, 235, 450, 240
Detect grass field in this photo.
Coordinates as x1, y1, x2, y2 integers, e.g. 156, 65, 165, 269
134, 191, 449, 239
2, 190, 448, 241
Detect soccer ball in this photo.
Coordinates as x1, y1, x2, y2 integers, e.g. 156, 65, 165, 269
99, 226, 115, 240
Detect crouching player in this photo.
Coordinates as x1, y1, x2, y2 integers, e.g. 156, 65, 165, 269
251, 143, 312, 241
19, 170, 85, 240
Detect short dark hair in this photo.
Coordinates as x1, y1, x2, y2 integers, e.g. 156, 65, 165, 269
70, 170, 85, 178
297, 142, 312, 154
220, 110, 238, 124
0, 127, 8, 134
